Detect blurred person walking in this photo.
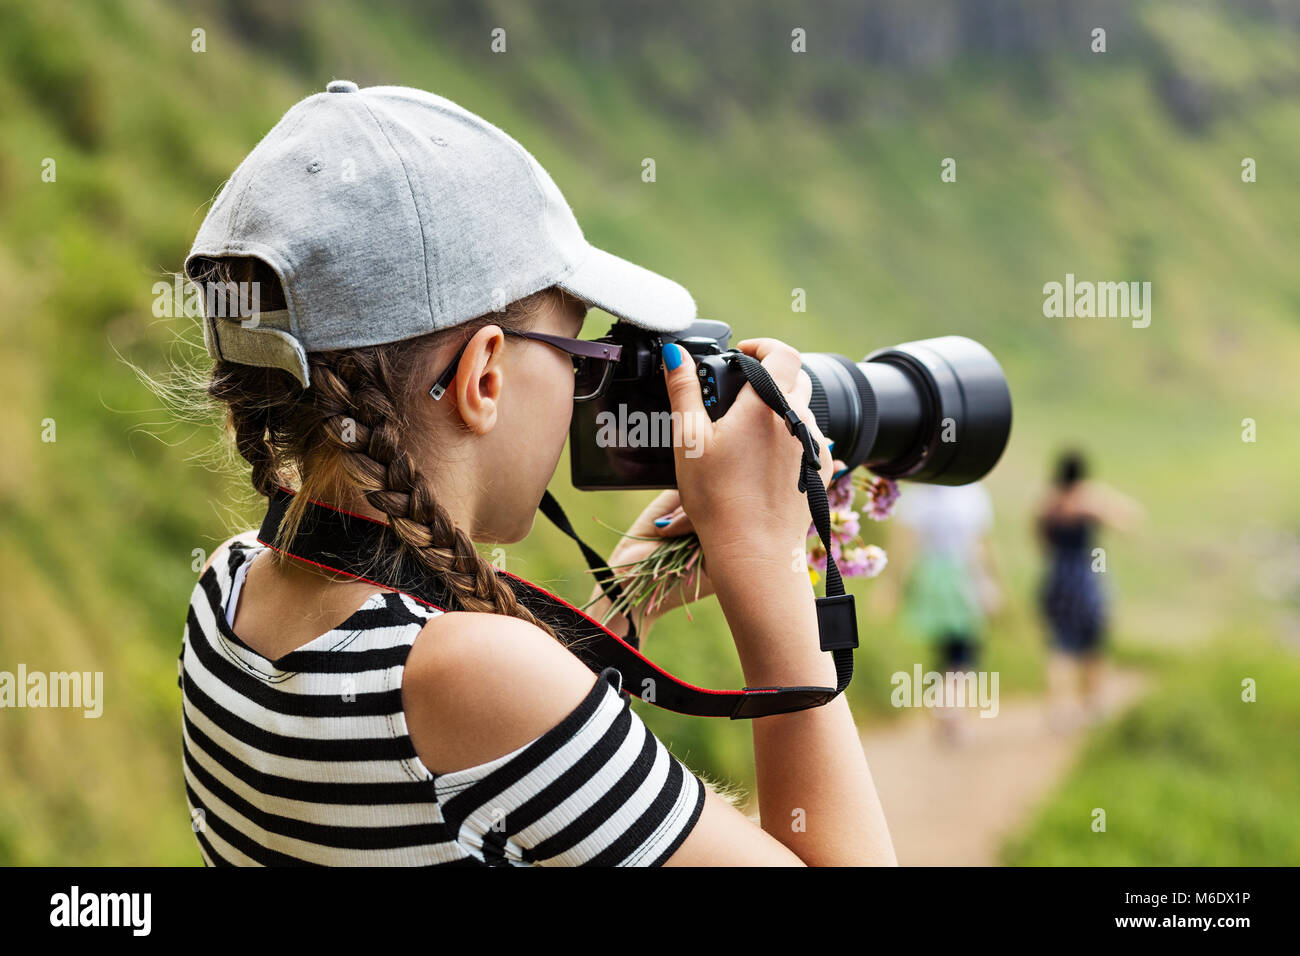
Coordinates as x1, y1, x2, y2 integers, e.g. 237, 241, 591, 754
891, 482, 1002, 746
1036, 450, 1143, 730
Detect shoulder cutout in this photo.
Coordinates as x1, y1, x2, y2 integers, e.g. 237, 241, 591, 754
402, 611, 600, 775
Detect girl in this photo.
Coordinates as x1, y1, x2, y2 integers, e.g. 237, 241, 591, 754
175, 81, 895, 866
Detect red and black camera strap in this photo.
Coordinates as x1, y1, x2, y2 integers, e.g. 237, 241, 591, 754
256, 353, 857, 719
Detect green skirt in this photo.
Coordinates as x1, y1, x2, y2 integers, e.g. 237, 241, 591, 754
899, 553, 983, 644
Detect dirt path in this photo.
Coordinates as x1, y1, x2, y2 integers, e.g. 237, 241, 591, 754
857, 667, 1148, 866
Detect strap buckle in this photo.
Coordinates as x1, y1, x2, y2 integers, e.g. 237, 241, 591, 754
783, 408, 822, 471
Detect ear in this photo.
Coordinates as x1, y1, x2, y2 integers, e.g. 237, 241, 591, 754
451, 325, 506, 435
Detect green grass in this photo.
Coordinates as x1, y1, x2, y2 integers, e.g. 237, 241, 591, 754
1003, 631, 1300, 865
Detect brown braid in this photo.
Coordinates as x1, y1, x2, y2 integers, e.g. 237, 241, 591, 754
229, 380, 279, 499
199, 256, 565, 642
305, 346, 559, 636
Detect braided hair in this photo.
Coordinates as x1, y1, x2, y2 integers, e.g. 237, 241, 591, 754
197, 257, 562, 642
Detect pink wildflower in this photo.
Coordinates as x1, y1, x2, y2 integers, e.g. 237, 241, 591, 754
806, 537, 842, 574
830, 507, 860, 542
827, 473, 855, 511
865, 477, 901, 521
841, 544, 888, 578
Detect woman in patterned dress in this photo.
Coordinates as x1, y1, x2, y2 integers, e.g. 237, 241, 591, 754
1036, 450, 1143, 728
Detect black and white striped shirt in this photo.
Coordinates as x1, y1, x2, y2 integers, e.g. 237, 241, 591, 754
179, 540, 706, 866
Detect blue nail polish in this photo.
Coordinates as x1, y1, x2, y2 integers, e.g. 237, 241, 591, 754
653, 517, 671, 527
661, 342, 682, 371
827, 439, 835, 449
832, 467, 848, 481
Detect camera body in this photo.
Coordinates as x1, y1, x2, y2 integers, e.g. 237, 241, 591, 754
569, 319, 1012, 491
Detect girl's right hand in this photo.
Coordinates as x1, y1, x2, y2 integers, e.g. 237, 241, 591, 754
661, 338, 838, 569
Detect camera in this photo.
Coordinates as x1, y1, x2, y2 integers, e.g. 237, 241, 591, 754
569, 319, 1013, 490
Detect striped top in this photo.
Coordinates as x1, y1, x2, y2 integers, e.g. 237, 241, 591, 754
179, 540, 706, 866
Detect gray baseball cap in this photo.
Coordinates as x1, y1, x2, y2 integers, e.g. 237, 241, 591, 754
186, 80, 696, 388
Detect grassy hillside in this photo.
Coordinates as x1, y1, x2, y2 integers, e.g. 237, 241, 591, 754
1, 0, 1298, 863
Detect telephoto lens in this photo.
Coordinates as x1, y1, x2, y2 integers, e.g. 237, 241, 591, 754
798, 336, 1012, 485
567, 320, 1012, 490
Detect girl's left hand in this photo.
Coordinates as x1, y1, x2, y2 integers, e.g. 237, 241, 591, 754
586, 490, 714, 636
587, 449, 845, 634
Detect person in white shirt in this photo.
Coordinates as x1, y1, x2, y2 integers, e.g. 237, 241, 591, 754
889, 482, 1002, 744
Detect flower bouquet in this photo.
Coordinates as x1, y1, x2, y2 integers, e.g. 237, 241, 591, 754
581, 471, 900, 628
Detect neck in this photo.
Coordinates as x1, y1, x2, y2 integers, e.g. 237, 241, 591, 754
313, 462, 483, 542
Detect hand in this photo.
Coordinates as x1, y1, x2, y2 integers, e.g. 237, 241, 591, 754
585, 490, 714, 639
590, 338, 847, 638
662, 337, 838, 569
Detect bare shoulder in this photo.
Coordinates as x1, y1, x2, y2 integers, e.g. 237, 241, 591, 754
402, 611, 600, 775
199, 530, 262, 575
1065, 479, 1108, 515
1080, 480, 1143, 528
403, 610, 810, 865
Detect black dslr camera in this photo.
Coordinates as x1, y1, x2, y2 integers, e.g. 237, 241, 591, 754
570, 319, 1012, 490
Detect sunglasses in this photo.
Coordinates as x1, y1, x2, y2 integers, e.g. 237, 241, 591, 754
428, 327, 623, 402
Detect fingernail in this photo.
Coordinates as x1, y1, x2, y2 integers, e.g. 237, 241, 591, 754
661, 342, 682, 371
653, 517, 672, 528
832, 468, 848, 480
827, 439, 835, 449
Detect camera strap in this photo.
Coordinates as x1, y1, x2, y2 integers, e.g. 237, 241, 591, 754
258, 481, 853, 721
720, 350, 860, 657
255, 354, 856, 720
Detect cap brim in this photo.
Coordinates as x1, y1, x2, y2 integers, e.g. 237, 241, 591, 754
557, 245, 696, 333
